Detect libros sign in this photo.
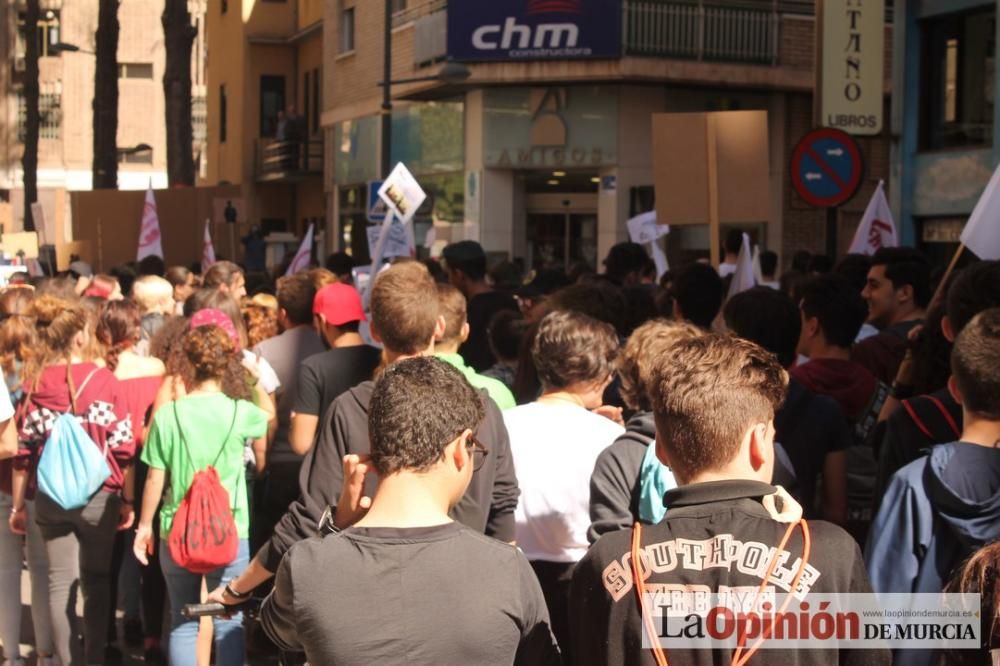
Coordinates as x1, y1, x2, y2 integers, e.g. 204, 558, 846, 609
448, 0, 621, 62
818, 0, 885, 136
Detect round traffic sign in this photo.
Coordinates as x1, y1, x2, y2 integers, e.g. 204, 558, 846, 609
790, 128, 864, 208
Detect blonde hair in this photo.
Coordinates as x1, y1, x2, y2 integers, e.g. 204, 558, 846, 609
250, 293, 278, 311
618, 319, 702, 412
132, 275, 174, 315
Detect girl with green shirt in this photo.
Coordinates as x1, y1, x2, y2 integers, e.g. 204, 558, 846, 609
134, 321, 272, 666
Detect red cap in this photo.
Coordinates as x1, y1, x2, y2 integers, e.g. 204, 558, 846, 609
313, 283, 366, 326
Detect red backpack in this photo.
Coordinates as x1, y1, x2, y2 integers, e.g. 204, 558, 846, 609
167, 402, 239, 574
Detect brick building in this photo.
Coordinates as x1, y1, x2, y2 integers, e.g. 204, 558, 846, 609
321, 0, 894, 270
0, 0, 208, 235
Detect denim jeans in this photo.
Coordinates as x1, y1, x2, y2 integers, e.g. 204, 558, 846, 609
160, 538, 249, 666
35, 490, 120, 666
0, 495, 53, 662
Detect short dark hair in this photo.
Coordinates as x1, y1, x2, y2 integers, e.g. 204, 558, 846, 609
650, 334, 787, 480
759, 251, 778, 278
834, 253, 873, 293
798, 275, 867, 349
791, 250, 812, 274
724, 287, 801, 368
724, 229, 743, 256
276, 272, 317, 326
807, 254, 833, 274
547, 281, 629, 337
368, 357, 485, 476
871, 247, 932, 308
442, 241, 487, 281
487, 310, 528, 362
202, 261, 243, 290
671, 263, 723, 329
325, 252, 355, 277
532, 310, 619, 391
951, 308, 1000, 420
603, 242, 648, 283
946, 261, 1000, 335
138, 255, 166, 278
371, 262, 439, 354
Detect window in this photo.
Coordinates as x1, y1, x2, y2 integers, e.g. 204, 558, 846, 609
193, 94, 207, 143
18, 90, 62, 141
259, 75, 286, 138
118, 149, 153, 165
920, 8, 996, 150
118, 63, 153, 79
219, 84, 227, 143
17, 9, 60, 58
339, 5, 355, 53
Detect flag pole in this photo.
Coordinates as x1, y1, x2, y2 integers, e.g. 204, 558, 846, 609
928, 243, 965, 311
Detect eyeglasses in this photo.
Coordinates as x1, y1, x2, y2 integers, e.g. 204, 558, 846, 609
465, 434, 489, 472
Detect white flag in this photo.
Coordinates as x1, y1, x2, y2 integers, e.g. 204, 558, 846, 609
136, 183, 163, 261
962, 163, 1000, 259
285, 223, 314, 276
626, 211, 670, 280
848, 181, 897, 256
202, 219, 217, 269
727, 233, 756, 298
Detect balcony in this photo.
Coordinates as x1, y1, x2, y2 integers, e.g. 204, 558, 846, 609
623, 1, 780, 64
256, 139, 323, 182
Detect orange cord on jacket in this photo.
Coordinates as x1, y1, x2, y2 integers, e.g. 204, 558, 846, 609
631, 518, 812, 666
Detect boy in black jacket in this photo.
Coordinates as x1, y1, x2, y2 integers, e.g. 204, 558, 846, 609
211, 261, 520, 602
570, 334, 888, 666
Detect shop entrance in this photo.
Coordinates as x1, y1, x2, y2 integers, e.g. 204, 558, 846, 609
523, 171, 599, 271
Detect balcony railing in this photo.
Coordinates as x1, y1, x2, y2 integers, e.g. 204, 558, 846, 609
256, 139, 323, 182
623, 0, 779, 64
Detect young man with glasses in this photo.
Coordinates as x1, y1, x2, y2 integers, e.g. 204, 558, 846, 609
260, 357, 559, 664
209, 261, 520, 606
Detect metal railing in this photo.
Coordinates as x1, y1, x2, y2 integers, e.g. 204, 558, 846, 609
392, 0, 447, 28
256, 139, 323, 181
623, 0, 779, 64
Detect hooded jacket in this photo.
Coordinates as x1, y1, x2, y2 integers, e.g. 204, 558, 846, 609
572, 480, 888, 666
257, 380, 520, 572
790, 358, 878, 423
16, 363, 134, 497
865, 441, 1000, 595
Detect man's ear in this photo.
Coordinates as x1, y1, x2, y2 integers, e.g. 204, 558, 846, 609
369, 322, 383, 344
655, 435, 671, 469
460, 321, 470, 344
947, 375, 963, 406
803, 315, 819, 339
748, 423, 769, 471
434, 316, 446, 340
450, 430, 472, 471
672, 299, 683, 322
941, 315, 955, 343
897, 283, 914, 306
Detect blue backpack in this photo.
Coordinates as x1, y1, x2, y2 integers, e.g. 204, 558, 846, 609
35, 369, 111, 510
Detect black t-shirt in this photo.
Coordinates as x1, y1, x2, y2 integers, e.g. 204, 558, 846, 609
261, 522, 561, 665
460, 290, 518, 372
774, 378, 852, 516
293, 345, 381, 420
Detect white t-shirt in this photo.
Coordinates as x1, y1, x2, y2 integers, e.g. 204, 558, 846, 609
0, 389, 12, 422
504, 402, 625, 563
719, 262, 737, 278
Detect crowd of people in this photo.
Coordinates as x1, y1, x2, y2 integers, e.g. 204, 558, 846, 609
0, 234, 996, 665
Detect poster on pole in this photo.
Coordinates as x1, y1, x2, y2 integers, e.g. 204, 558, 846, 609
378, 163, 427, 223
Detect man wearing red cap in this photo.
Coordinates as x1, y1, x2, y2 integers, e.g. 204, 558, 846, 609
288, 282, 381, 456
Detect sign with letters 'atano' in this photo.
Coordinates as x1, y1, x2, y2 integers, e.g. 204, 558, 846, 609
818, 0, 885, 136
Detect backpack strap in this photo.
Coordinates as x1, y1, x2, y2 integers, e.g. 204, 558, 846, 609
173, 397, 239, 477
69, 367, 101, 416
925, 395, 961, 439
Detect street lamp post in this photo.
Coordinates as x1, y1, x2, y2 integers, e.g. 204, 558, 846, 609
378, 1, 470, 180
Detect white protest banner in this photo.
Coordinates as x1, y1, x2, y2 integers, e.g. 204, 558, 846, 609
727, 233, 756, 298
961, 164, 1000, 260
627, 211, 670, 280
137, 183, 164, 260
378, 163, 427, 223
366, 218, 413, 260
285, 223, 315, 276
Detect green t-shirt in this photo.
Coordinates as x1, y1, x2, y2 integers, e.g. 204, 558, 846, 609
436, 352, 516, 410
142, 393, 268, 539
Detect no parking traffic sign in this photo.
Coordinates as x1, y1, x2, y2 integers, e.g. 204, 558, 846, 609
791, 128, 863, 208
